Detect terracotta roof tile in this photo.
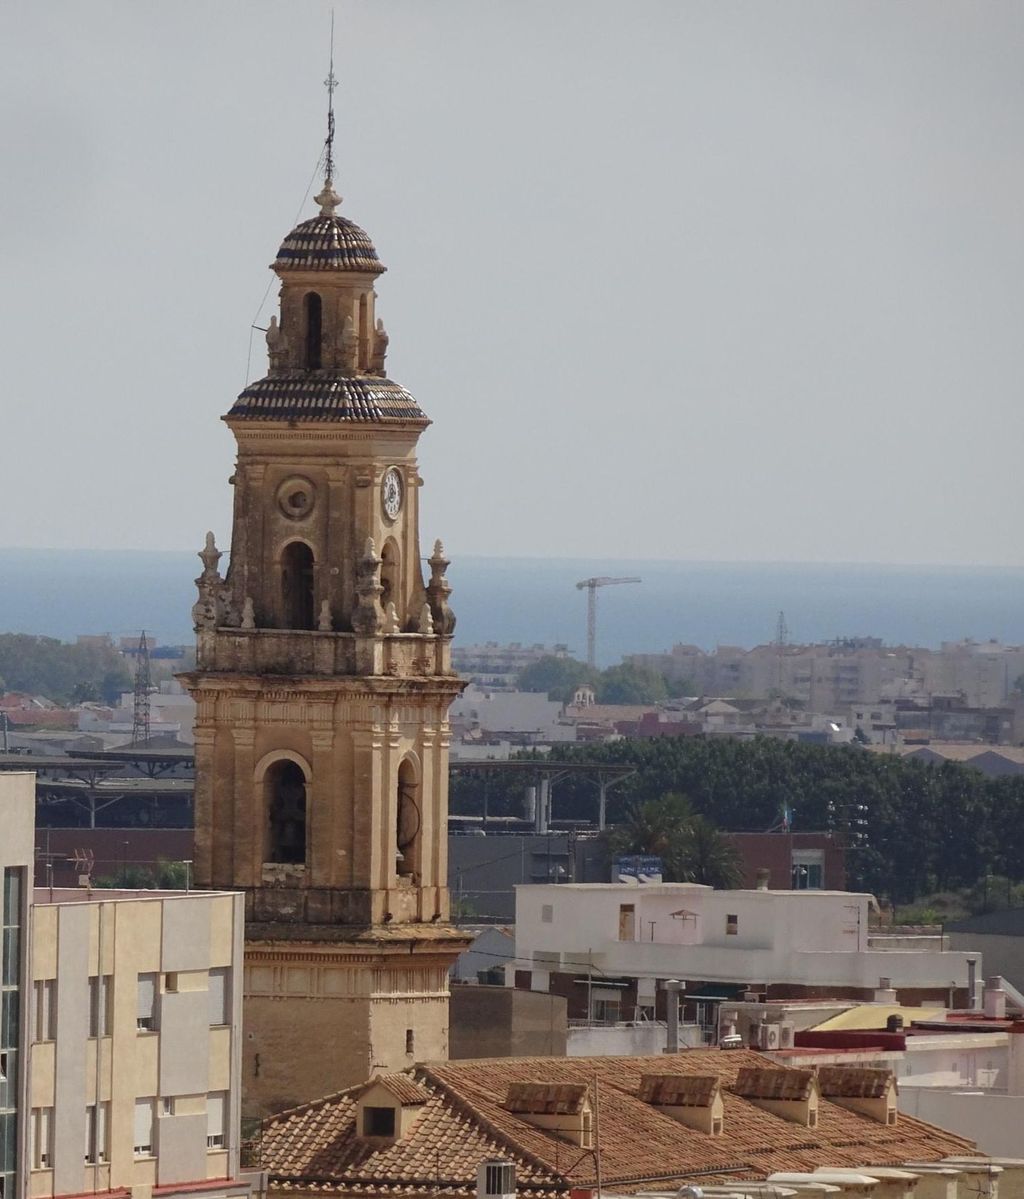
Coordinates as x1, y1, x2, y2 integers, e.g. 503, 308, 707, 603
639, 1074, 720, 1108
733, 1067, 815, 1101
363, 1075, 432, 1106
503, 1083, 589, 1115
228, 374, 427, 424
817, 1067, 894, 1100
258, 1050, 974, 1197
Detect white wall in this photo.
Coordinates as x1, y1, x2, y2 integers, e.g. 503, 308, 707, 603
516, 883, 979, 991
899, 1088, 1024, 1157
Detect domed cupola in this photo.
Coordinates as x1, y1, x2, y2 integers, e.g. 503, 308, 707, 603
273, 183, 385, 274
228, 181, 426, 425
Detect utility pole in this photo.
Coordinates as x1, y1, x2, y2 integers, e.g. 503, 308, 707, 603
575, 577, 641, 669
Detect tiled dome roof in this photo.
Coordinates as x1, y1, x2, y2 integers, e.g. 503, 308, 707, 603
228, 373, 426, 424
274, 214, 384, 273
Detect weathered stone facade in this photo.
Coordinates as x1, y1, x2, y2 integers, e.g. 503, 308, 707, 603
181, 179, 468, 1116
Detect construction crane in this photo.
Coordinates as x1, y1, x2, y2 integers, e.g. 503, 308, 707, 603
576, 577, 642, 669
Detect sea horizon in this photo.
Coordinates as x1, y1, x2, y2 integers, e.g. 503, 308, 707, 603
2, 547, 1023, 667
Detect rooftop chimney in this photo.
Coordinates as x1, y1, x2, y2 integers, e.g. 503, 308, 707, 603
984, 976, 1007, 1019
874, 977, 897, 1004
665, 979, 682, 1053
755, 867, 771, 891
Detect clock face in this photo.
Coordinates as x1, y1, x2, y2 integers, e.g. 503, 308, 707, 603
382, 467, 403, 520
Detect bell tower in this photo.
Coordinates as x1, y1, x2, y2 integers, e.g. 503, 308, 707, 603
182, 118, 468, 1115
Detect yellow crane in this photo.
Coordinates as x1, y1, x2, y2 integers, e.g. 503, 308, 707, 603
575, 576, 642, 668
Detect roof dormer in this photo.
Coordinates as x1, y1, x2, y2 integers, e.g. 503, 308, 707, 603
817, 1067, 898, 1125
355, 1074, 431, 1145
639, 1073, 724, 1136
732, 1066, 820, 1127
502, 1082, 593, 1148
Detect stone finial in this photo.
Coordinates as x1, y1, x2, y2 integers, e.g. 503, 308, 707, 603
198, 531, 222, 579
419, 604, 435, 635
241, 597, 256, 630
318, 599, 333, 632
341, 314, 359, 373
426, 539, 456, 635
352, 538, 384, 635
369, 317, 389, 376
314, 181, 342, 217
383, 602, 400, 634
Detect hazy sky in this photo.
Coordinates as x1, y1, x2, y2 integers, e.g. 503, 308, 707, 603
2, 1, 1023, 565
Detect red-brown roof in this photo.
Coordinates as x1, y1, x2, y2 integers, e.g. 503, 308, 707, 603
258, 1050, 974, 1197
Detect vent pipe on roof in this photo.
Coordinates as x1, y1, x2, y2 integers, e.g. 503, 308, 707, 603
664, 979, 682, 1054
874, 977, 897, 1004
984, 976, 1007, 1019
478, 1161, 516, 1199
755, 868, 770, 891
968, 958, 979, 1011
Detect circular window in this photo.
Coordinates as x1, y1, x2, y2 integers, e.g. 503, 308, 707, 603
276, 476, 316, 520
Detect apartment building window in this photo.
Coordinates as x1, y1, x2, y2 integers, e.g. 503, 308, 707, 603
726, 914, 738, 936
85, 1102, 109, 1164
207, 1092, 226, 1149
33, 980, 56, 1042
1, 867, 23, 1199
208, 967, 230, 1026
88, 975, 112, 1037
133, 1098, 154, 1156
405, 1028, 414, 1055
137, 973, 158, 1031
792, 849, 824, 891
30, 1107, 52, 1169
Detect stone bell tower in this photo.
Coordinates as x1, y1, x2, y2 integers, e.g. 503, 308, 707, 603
181, 162, 469, 1116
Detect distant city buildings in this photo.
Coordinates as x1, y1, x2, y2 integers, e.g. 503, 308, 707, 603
452, 641, 572, 690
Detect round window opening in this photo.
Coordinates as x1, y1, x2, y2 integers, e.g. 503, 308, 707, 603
276, 477, 315, 520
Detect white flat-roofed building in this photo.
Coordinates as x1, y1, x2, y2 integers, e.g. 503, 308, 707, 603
511, 883, 981, 1016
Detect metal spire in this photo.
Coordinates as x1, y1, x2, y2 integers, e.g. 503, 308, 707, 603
315, 12, 342, 217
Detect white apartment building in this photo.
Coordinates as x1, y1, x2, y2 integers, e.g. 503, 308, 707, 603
0, 772, 255, 1199
511, 883, 981, 1016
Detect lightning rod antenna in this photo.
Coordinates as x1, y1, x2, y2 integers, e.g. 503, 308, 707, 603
324, 11, 337, 187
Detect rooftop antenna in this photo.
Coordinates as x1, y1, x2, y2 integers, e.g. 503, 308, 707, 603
324, 12, 337, 186
315, 12, 342, 219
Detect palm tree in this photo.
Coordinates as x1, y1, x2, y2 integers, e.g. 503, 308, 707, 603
606, 793, 741, 887
682, 815, 744, 888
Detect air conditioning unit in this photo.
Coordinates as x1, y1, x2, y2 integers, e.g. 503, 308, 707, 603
778, 1020, 796, 1048
478, 1160, 516, 1199
756, 1023, 782, 1050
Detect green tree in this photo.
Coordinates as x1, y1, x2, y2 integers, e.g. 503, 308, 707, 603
683, 814, 744, 888
596, 662, 668, 704
517, 655, 597, 702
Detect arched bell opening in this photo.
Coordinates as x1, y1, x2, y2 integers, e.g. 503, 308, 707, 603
265, 759, 308, 866
304, 292, 323, 369
281, 541, 315, 630
380, 538, 401, 622
396, 758, 421, 880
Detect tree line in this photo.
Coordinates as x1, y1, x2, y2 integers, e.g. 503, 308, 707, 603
0, 634, 132, 705
451, 735, 1024, 903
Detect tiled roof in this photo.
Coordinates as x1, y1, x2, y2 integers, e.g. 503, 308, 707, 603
817, 1067, 894, 1100
228, 374, 428, 424
639, 1074, 719, 1108
274, 215, 384, 273
258, 1050, 975, 1197
362, 1075, 432, 1106
503, 1082, 589, 1115
733, 1067, 815, 1101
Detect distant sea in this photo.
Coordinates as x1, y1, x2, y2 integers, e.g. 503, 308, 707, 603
2, 549, 1024, 666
